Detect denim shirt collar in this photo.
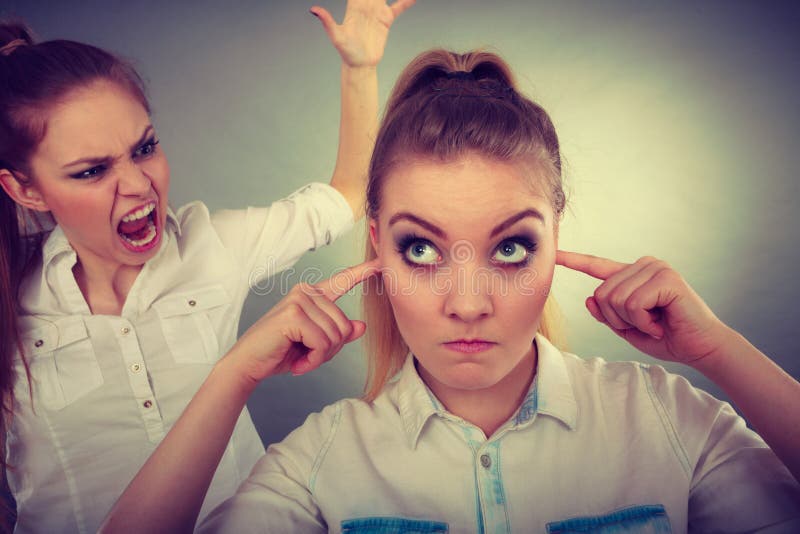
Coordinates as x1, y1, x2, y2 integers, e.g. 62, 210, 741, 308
396, 333, 577, 449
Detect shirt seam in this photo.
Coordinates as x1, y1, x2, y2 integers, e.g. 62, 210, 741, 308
641, 364, 692, 479
308, 402, 343, 494
40, 408, 88, 533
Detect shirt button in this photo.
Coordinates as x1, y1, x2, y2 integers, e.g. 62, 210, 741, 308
188, 299, 196, 307
121, 327, 131, 335
143, 400, 153, 409
480, 454, 492, 469
34, 339, 44, 348
130, 363, 142, 373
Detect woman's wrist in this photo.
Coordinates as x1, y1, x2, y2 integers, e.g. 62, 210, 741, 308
687, 324, 749, 380
214, 348, 264, 400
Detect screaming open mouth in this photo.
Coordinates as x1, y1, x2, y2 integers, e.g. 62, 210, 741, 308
117, 201, 159, 252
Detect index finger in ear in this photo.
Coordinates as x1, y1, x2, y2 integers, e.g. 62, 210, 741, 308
313, 259, 381, 301
556, 250, 628, 281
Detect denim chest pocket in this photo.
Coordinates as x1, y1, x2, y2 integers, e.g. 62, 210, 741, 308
153, 285, 231, 364
18, 317, 102, 411
341, 517, 449, 534
547, 504, 672, 533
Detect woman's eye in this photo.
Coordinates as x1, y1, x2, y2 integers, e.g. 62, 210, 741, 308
134, 139, 159, 159
492, 240, 530, 264
70, 166, 105, 180
405, 241, 441, 265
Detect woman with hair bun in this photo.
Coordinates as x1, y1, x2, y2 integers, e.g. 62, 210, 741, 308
0, 1, 413, 532
103, 48, 800, 533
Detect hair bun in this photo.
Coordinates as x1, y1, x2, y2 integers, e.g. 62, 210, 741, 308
0, 21, 35, 56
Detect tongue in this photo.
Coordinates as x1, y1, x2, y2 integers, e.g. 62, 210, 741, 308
119, 216, 148, 236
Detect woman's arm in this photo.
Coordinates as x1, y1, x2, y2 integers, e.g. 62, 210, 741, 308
556, 251, 800, 483
690, 327, 800, 483
99, 261, 379, 533
312, 0, 415, 218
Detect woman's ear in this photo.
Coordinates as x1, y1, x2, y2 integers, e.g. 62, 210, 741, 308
0, 169, 50, 212
369, 218, 380, 254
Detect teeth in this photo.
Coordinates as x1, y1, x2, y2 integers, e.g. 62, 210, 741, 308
121, 220, 157, 247
121, 202, 156, 223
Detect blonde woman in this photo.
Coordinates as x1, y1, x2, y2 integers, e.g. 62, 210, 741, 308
104, 49, 800, 533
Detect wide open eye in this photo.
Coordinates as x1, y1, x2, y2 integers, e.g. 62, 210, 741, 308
398, 237, 442, 265
405, 240, 442, 265
491, 238, 536, 265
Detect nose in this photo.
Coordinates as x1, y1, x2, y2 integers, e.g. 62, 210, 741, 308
117, 160, 151, 197
442, 264, 494, 322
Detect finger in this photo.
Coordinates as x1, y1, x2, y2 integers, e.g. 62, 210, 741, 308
309, 6, 340, 41
594, 257, 661, 328
623, 272, 681, 339
296, 290, 346, 349
611, 261, 668, 339
307, 290, 356, 343
313, 259, 381, 301
591, 288, 631, 331
347, 320, 367, 343
585, 296, 606, 325
287, 313, 334, 376
389, 0, 416, 18
556, 250, 627, 281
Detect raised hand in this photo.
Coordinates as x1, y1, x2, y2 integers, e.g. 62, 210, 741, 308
310, 0, 416, 67
231, 259, 380, 384
556, 251, 733, 366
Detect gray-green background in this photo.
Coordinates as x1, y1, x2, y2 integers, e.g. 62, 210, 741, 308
4, 1, 798, 447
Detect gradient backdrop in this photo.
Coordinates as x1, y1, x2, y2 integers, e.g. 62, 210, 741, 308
3, 0, 798, 448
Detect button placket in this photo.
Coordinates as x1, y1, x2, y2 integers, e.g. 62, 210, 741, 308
115, 318, 165, 442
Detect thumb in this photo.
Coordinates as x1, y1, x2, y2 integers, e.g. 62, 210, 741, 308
309, 6, 339, 43
345, 320, 367, 343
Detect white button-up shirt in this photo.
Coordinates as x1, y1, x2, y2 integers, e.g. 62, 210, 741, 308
8, 183, 353, 534
201, 334, 800, 533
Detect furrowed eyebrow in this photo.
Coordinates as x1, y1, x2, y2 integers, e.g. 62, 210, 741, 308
388, 212, 447, 239
489, 209, 545, 238
61, 125, 154, 169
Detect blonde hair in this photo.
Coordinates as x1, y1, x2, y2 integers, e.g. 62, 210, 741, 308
363, 49, 567, 401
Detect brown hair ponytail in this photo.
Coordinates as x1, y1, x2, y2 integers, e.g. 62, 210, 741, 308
0, 20, 152, 526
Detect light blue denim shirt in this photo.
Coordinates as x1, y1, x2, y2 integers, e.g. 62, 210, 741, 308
201, 334, 800, 533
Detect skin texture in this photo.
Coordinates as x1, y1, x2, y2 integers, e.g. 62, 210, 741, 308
1, 79, 170, 313
370, 153, 558, 436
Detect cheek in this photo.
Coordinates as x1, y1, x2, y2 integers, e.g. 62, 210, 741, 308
143, 154, 170, 194
384, 269, 440, 337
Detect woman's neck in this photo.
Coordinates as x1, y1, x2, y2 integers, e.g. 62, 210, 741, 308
419, 344, 537, 438
72, 258, 142, 315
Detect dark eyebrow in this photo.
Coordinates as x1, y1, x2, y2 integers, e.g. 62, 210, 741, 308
489, 209, 546, 238
388, 212, 447, 239
62, 125, 154, 169
388, 208, 545, 240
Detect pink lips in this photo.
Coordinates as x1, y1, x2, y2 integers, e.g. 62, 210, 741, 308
443, 340, 496, 353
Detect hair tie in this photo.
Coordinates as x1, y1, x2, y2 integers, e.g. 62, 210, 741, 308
0, 39, 27, 56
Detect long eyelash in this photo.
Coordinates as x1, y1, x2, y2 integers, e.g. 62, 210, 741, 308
69, 165, 106, 180
395, 233, 427, 254
395, 233, 439, 269
137, 137, 160, 155
495, 234, 538, 267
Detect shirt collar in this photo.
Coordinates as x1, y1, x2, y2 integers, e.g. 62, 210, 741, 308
395, 332, 578, 449
41, 206, 181, 270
